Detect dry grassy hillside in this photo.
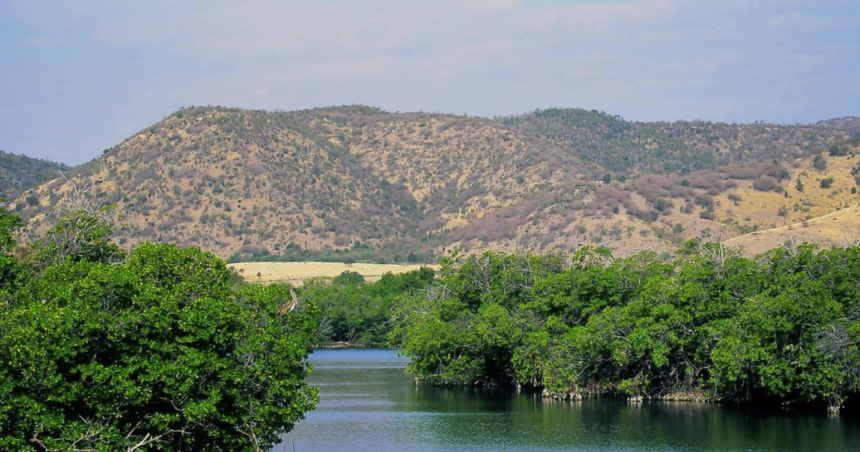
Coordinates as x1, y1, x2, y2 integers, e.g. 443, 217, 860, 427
17, 107, 423, 257
0, 151, 69, 200
291, 108, 591, 231
12, 106, 860, 261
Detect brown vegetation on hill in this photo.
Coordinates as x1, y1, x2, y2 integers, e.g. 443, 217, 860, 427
11, 106, 860, 261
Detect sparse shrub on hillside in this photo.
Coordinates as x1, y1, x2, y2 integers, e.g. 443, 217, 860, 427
765, 164, 791, 180
813, 155, 827, 171
699, 210, 716, 220
727, 193, 742, 204
721, 164, 767, 180
669, 185, 695, 200
626, 205, 658, 223
752, 176, 778, 192
694, 194, 714, 209
654, 198, 673, 213
829, 144, 846, 156
820, 178, 834, 189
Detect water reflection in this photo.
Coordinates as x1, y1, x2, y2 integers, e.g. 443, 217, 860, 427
276, 349, 859, 452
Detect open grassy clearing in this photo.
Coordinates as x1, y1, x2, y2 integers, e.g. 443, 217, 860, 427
725, 204, 860, 255
228, 261, 438, 285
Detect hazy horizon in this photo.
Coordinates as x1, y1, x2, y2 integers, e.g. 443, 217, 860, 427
2, 0, 858, 165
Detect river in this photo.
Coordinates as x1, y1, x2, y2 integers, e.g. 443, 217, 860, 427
274, 348, 859, 452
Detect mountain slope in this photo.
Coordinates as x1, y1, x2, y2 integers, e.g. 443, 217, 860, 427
12, 106, 859, 261
19, 107, 425, 257
505, 109, 853, 175
0, 150, 70, 201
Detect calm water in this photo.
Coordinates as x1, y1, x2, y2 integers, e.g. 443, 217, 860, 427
274, 348, 859, 452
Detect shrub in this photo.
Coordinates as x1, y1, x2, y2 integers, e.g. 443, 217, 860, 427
699, 210, 716, 220
813, 155, 827, 171
829, 144, 845, 156
752, 176, 778, 192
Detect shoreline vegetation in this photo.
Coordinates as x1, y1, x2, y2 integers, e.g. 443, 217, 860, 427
0, 201, 319, 451
4, 187, 858, 451
393, 245, 860, 414
287, 244, 860, 414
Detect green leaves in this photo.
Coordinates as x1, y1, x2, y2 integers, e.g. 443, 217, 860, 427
1, 238, 318, 450
395, 245, 860, 410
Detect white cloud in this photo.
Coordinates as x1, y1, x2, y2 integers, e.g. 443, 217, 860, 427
0, 0, 858, 163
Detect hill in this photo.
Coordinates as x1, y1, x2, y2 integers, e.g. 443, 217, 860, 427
0, 150, 70, 201
11, 106, 860, 261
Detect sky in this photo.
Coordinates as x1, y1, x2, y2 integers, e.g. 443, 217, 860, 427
1, 0, 859, 165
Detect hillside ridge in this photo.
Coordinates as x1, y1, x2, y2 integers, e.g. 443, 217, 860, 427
11, 105, 859, 261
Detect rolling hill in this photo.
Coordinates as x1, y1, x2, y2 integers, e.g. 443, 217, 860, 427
10, 106, 860, 261
0, 150, 70, 201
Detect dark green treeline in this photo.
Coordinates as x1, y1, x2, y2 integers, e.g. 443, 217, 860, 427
300, 268, 436, 345
388, 244, 860, 412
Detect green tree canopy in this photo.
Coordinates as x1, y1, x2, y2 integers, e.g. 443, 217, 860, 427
0, 209, 318, 451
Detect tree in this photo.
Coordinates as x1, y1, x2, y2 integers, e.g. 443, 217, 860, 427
332, 270, 365, 286
0, 199, 25, 294
0, 211, 318, 451
27, 182, 124, 271
392, 245, 860, 411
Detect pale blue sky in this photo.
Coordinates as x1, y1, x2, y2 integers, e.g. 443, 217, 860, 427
1, 0, 858, 164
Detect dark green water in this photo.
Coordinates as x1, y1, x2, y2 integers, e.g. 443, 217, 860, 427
276, 349, 859, 452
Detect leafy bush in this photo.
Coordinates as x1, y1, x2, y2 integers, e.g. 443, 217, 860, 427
0, 206, 318, 451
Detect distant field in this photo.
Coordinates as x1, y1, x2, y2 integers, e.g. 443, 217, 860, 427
228, 261, 438, 285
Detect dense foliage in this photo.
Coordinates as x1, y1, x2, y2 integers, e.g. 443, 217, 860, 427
392, 245, 860, 412
301, 267, 436, 345
0, 202, 318, 451
0, 151, 69, 200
